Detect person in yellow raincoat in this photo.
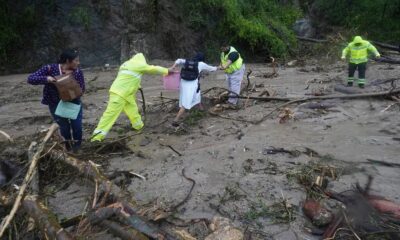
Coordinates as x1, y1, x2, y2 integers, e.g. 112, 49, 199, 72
91, 53, 172, 141
341, 36, 380, 88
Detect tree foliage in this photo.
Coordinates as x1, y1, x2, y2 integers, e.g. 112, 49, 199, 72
311, 0, 400, 42
0, 1, 39, 62
179, 0, 302, 58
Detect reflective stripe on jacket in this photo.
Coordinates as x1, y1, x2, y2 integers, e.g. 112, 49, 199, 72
110, 53, 168, 102
342, 39, 380, 64
220, 46, 243, 74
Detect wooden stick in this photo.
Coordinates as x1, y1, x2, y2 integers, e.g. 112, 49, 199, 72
49, 152, 175, 238
50, 150, 113, 205
0, 130, 13, 142
253, 88, 400, 124
297, 36, 328, 43
22, 195, 74, 240
0, 123, 58, 237
0, 191, 74, 239
371, 41, 399, 51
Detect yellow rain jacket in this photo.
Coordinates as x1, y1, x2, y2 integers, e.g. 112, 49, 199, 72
221, 46, 243, 74
92, 53, 168, 141
342, 36, 380, 64
110, 53, 168, 102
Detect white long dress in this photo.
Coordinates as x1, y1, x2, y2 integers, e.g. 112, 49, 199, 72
174, 59, 217, 109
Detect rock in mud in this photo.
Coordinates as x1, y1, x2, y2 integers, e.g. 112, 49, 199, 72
334, 84, 362, 94
205, 216, 244, 240
303, 199, 333, 227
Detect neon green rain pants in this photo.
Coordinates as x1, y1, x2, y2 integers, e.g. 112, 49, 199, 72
91, 92, 143, 141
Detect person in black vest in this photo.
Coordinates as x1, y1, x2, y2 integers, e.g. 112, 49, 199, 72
170, 53, 217, 126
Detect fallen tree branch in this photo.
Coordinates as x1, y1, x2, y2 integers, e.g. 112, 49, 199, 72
210, 88, 400, 124
297, 36, 328, 43
139, 88, 146, 122
0, 190, 74, 239
167, 168, 196, 212
159, 143, 183, 156
365, 159, 400, 168
368, 78, 399, 86
86, 204, 149, 240
99, 219, 149, 240
375, 56, 400, 64
371, 41, 399, 52
254, 88, 400, 124
0, 130, 13, 142
49, 151, 177, 239
22, 195, 74, 240
203, 86, 290, 101
0, 123, 58, 238
50, 150, 113, 207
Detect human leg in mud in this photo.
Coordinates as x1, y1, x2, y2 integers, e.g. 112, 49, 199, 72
357, 62, 367, 88
347, 63, 357, 86
227, 64, 245, 105
92, 93, 143, 141
48, 104, 82, 151
173, 78, 201, 126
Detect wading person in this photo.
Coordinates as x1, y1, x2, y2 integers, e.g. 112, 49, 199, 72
341, 36, 380, 88
28, 49, 85, 152
91, 53, 172, 141
170, 52, 217, 126
219, 44, 245, 107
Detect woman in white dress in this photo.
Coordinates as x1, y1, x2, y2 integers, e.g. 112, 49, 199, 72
170, 53, 217, 126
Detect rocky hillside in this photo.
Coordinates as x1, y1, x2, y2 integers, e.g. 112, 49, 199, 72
2, 0, 200, 73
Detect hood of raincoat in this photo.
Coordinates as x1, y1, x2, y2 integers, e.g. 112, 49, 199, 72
353, 36, 363, 44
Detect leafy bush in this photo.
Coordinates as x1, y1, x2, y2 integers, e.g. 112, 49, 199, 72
312, 0, 400, 42
0, 2, 39, 61
69, 6, 91, 31
179, 0, 302, 58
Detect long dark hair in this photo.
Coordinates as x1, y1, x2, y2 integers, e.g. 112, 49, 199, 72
58, 49, 79, 64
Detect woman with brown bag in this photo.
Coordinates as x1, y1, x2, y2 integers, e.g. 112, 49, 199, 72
27, 49, 85, 152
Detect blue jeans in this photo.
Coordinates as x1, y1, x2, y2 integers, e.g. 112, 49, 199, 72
49, 99, 83, 150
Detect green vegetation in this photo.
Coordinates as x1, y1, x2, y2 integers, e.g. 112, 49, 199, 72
244, 199, 296, 223
309, 0, 400, 42
179, 0, 302, 58
0, 2, 39, 61
183, 109, 206, 126
69, 6, 91, 31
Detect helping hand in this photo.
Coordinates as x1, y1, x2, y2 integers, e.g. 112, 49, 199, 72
167, 68, 175, 74
47, 76, 57, 83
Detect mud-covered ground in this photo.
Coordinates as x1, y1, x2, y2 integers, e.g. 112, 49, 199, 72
1, 59, 399, 239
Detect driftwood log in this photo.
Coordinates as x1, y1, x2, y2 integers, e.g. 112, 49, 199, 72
376, 56, 400, 64
0, 123, 58, 237
49, 151, 176, 240
22, 195, 74, 240
253, 88, 400, 124
297, 36, 328, 43
371, 41, 399, 52
0, 190, 74, 239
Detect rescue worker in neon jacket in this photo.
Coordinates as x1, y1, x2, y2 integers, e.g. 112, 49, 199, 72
219, 44, 245, 106
91, 53, 172, 141
341, 36, 380, 88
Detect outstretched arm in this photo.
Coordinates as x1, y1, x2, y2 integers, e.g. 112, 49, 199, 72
220, 60, 232, 70
199, 62, 218, 72
368, 44, 380, 58
27, 65, 56, 85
